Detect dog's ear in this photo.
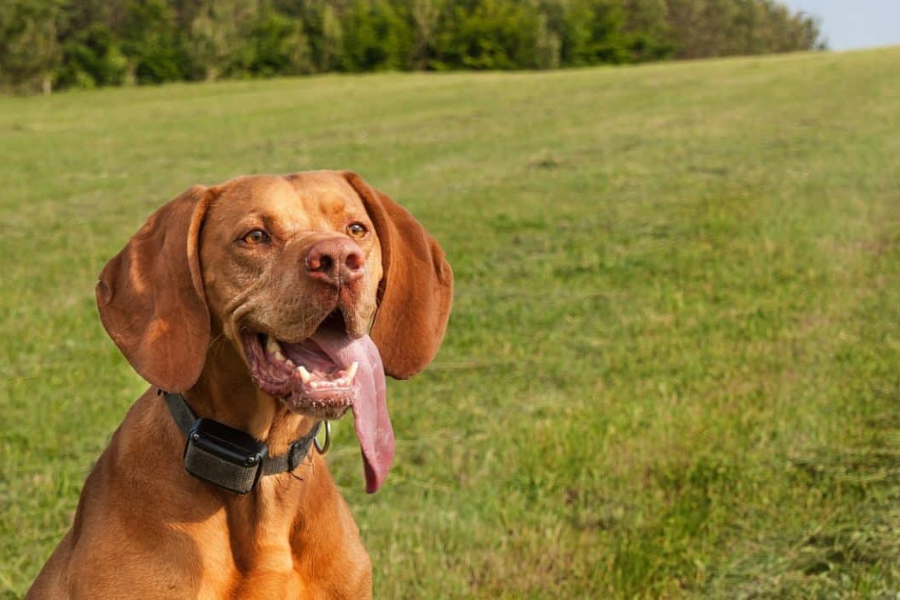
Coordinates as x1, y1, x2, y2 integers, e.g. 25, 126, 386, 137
96, 186, 213, 392
343, 172, 453, 379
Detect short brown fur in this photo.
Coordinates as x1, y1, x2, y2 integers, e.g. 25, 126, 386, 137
27, 171, 453, 599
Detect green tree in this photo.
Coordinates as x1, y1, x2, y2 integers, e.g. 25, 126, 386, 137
562, 0, 633, 66
321, 4, 346, 71
55, 25, 129, 89
622, 0, 673, 61
228, 10, 313, 77
0, 0, 63, 93
277, 0, 348, 73
534, 13, 561, 69
0, 0, 824, 93
665, 0, 822, 58
434, 0, 540, 70
342, 0, 410, 71
409, 0, 444, 69
184, 0, 262, 80
120, 0, 187, 83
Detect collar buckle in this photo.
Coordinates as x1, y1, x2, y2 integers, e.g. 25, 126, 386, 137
313, 420, 332, 455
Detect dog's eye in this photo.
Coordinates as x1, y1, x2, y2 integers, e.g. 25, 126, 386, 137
242, 229, 270, 245
346, 222, 367, 239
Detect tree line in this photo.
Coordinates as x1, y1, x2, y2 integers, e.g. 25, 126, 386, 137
0, 0, 824, 93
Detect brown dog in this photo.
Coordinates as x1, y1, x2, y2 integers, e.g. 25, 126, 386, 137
27, 171, 452, 599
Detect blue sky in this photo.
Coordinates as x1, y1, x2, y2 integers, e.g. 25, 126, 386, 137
781, 0, 900, 51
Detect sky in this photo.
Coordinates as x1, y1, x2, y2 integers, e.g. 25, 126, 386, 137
781, 0, 900, 51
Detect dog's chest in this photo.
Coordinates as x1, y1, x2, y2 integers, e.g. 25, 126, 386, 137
175, 502, 307, 598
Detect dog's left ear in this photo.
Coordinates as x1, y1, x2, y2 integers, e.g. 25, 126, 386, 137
343, 172, 453, 379
96, 186, 213, 392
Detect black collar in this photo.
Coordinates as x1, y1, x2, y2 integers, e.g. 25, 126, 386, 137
160, 390, 321, 494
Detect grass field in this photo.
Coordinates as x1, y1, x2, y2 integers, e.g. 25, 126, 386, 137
2, 47, 900, 598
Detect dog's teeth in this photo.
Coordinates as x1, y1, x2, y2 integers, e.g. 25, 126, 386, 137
285, 359, 295, 368
297, 366, 312, 383
310, 381, 320, 389
345, 362, 359, 381
265, 336, 283, 355
274, 351, 286, 362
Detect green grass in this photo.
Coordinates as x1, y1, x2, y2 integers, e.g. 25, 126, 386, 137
2, 47, 900, 598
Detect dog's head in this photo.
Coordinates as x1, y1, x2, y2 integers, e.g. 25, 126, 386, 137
95, 171, 453, 492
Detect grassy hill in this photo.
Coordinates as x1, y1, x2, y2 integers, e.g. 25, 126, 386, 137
2, 47, 899, 598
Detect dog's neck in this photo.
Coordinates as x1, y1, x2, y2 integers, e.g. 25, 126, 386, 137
182, 336, 317, 455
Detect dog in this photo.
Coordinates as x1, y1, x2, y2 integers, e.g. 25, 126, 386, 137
26, 171, 453, 599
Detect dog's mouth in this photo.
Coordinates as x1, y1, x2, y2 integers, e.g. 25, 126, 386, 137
241, 309, 393, 492
242, 311, 364, 419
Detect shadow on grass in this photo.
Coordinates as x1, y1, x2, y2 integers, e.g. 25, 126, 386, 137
787, 407, 900, 588
716, 393, 900, 599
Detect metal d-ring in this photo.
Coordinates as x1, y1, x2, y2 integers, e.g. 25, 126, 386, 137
314, 421, 331, 455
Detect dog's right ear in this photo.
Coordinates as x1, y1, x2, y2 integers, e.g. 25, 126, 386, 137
342, 172, 453, 380
96, 186, 213, 393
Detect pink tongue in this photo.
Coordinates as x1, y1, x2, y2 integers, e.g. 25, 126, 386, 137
310, 331, 393, 493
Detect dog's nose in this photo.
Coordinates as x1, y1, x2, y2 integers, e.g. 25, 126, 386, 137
305, 238, 365, 286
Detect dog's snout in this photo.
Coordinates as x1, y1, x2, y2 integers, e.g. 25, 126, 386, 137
305, 238, 365, 286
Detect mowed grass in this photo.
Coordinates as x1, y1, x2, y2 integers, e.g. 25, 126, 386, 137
2, 47, 900, 598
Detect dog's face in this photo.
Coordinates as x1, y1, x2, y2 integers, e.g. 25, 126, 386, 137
95, 171, 452, 491
200, 174, 384, 421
